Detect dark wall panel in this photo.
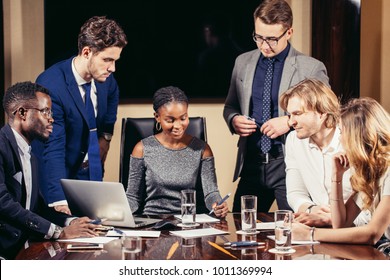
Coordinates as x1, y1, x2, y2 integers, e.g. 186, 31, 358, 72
312, 0, 361, 103
1, 0, 4, 126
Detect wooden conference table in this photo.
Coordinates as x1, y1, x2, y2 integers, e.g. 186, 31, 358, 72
16, 213, 389, 260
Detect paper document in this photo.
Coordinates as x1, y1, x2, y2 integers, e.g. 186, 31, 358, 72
106, 230, 161, 238
58, 237, 117, 244
174, 214, 220, 223
267, 235, 320, 245
256, 222, 275, 230
170, 228, 229, 238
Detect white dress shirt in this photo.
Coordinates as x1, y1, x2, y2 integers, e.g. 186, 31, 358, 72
285, 127, 371, 225
12, 128, 32, 210
285, 127, 352, 210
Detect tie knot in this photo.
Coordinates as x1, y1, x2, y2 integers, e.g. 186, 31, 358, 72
82, 82, 91, 93
266, 58, 275, 66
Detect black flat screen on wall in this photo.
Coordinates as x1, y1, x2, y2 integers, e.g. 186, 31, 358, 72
44, 0, 260, 101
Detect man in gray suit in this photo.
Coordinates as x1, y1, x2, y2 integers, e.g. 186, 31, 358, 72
223, 0, 329, 212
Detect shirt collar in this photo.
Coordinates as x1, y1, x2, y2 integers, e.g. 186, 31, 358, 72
308, 126, 342, 153
71, 57, 96, 90
260, 42, 290, 63
11, 127, 31, 156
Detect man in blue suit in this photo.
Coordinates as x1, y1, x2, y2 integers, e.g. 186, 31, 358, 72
0, 82, 98, 259
33, 16, 127, 215
223, 0, 329, 212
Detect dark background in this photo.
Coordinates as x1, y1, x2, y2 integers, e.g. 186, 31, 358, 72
1, 0, 4, 125
43, 0, 361, 104
44, 0, 260, 101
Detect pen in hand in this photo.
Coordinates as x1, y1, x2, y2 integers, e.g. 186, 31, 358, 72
89, 218, 107, 225
209, 192, 231, 215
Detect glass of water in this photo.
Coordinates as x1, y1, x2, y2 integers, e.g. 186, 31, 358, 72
241, 195, 257, 233
122, 236, 142, 260
181, 189, 196, 227
274, 210, 293, 252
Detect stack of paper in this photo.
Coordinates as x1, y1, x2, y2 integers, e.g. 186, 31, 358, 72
174, 214, 220, 223
170, 228, 229, 238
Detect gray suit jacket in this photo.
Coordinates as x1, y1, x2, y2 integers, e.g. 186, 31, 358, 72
223, 46, 329, 182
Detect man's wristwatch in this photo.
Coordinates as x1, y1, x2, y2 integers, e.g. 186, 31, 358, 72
101, 133, 112, 142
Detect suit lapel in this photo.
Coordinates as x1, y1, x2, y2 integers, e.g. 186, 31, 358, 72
279, 47, 297, 94
242, 50, 261, 115
4, 125, 24, 172
64, 59, 91, 128
278, 47, 297, 116
3, 125, 27, 206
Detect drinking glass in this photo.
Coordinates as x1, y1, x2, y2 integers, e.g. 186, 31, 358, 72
181, 189, 196, 227
241, 195, 257, 233
274, 210, 293, 252
122, 236, 142, 260
181, 238, 196, 260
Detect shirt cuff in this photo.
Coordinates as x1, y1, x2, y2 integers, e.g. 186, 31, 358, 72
45, 224, 63, 239
65, 217, 78, 226
48, 200, 68, 207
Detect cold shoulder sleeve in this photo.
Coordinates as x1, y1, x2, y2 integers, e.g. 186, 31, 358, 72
200, 157, 222, 210
126, 156, 146, 214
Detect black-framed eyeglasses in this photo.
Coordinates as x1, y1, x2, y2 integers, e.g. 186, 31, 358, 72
252, 28, 289, 47
13, 107, 53, 119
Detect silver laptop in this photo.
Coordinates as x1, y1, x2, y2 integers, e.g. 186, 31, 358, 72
60, 179, 161, 228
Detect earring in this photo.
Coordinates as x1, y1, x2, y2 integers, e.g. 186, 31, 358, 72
155, 122, 162, 131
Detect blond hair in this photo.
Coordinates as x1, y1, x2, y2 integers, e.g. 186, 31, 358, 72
340, 97, 390, 210
280, 79, 339, 128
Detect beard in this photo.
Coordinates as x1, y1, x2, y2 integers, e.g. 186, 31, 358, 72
28, 119, 51, 142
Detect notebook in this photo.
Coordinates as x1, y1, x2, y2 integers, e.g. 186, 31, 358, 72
60, 179, 161, 228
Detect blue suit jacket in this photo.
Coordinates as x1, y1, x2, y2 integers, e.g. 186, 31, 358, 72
0, 125, 68, 259
32, 57, 119, 204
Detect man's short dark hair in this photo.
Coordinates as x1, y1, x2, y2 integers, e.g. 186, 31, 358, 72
78, 16, 128, 54
253, 0, 293, 30
3, 81, 50, 118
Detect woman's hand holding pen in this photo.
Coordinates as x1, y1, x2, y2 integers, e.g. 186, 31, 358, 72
211, 201, 229, 218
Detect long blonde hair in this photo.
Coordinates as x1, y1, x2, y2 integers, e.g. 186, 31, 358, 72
340, 97, 390, 210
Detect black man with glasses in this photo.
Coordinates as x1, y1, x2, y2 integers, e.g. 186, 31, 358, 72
223, 0, 329, 213
0, 81, 98, 259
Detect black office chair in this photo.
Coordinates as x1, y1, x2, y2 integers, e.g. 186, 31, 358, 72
119, 117, 208, 213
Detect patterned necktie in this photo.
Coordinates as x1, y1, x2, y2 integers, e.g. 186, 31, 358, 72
260, 58, 275, 154
82, 82, 102, 180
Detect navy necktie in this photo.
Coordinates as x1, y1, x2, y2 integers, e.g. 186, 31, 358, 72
261, 58, 275, 154
82, 82, 102, 180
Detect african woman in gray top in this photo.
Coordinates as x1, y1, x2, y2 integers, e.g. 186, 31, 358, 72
126, 86, 228, 217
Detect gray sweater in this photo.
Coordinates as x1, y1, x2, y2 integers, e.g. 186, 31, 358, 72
126, 136, 222, 215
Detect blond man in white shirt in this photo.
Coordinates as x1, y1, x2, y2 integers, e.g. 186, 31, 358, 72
280, 79, 370, 227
